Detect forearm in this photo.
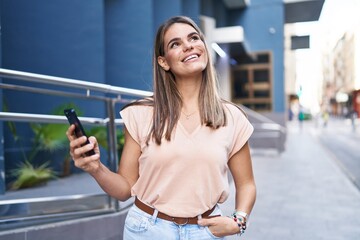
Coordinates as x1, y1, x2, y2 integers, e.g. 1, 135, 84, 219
235, 181, 256, 215
197, 181, 256, 237
90, 163, 132, 201
229, 143, 256, 215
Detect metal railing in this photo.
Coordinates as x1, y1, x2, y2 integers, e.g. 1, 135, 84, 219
241, 105, 287, 153
0, 68, 152, 229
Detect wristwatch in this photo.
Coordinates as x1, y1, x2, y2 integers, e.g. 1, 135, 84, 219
234, 210, 249, 221
232, 210, 249, 236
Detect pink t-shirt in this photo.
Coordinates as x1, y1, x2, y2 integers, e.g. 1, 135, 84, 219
120, 103, 253, 217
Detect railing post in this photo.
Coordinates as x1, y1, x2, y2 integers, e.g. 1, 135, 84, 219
0, 148, 4, 195
0, 98, 4, 195
105, 99, 120, 210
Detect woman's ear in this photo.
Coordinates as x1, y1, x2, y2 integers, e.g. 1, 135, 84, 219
157, 56, 170, 71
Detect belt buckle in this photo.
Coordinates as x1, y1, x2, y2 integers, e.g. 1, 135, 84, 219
172, 217, 189, 226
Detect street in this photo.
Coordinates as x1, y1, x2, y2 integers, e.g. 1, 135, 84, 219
223, 118, 360, 240
312, 117, 360, 190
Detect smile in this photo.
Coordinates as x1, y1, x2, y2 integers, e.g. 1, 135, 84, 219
183, 54, 199, 62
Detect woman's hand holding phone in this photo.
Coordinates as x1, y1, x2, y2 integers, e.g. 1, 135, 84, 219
64, 109, 101, 174
66, 124, 101, 174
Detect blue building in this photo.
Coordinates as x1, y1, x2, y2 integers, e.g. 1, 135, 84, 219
0, 0, 324, 238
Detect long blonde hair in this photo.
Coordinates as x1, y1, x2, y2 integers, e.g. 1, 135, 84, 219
125, 16, 226, 144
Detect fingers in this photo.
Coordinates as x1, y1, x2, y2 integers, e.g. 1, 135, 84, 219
197, 217, 215, 226
88, 136, 100, 155
65, 124, 101, 173
88, 136, 96, 144
197, 216, 233, 228
198, 216, 238, 237
66, 124, 76, 141
88, 136, 98, 148
72, 138, 93, 155
72, 154, 99, 170
70, 139, 100, 173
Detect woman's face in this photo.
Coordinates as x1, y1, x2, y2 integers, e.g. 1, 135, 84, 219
158, 23, 208, 79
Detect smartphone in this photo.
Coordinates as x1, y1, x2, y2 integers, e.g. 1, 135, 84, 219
64, 108, 95, 156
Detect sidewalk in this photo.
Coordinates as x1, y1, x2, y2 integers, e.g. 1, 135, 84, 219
222, 121, 360, 240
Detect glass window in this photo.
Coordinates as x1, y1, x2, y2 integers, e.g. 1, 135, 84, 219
231, 52, 272, 111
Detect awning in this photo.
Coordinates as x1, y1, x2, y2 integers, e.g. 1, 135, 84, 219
284, 0, 325, 23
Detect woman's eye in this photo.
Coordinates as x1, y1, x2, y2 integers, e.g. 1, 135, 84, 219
170, 42, 180, 48
190, 35, 200, 41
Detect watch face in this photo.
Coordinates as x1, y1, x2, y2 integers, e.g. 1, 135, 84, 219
234, 211, 248, 218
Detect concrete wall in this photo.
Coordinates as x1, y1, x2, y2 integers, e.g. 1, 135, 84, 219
1, 0, 106, 113
104, 0, 153, 90
1, 0, 105, 82
104, 0, 200, 90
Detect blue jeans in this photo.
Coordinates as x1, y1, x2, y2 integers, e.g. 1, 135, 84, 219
123, 204, 226, 240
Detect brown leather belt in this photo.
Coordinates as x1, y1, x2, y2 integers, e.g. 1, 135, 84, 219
134, 197, 217, 225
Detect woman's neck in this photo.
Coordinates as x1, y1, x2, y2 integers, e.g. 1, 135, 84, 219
176, 79, 201, 114
176, 74, 201, 96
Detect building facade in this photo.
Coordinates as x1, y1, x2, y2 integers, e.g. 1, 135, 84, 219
322, 28, 360, 117
0, 0, 290, 193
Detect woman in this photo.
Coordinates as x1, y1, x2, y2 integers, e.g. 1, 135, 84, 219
66, 16, 256, 239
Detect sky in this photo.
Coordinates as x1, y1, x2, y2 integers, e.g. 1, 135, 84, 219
292, 0, 360, 113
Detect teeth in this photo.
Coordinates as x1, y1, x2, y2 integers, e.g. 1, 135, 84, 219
184, 54, 198, 62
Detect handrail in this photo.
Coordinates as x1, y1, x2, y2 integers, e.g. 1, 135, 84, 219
0, 68, 153, 97
252, 123, 286, 132
0, 112, 124, 125
0, 193, 105, 205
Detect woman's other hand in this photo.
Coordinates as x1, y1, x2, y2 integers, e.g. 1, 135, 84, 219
198, 216, 239, 237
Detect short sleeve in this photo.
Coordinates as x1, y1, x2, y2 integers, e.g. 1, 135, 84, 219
120, 105, 153, 147
228, 105, 254, 158
120, 106, 140, 144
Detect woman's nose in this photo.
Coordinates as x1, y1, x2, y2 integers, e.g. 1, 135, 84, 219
182, 41, 193, 51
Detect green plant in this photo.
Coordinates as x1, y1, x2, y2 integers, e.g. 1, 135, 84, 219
28, 123, 68, 159
5, 102, 80, 189
3, 99, 29, 162
29, 103, 80, 154
88, 126, 125, 157
27, 103, 80, 178
10, 161, 57, 190
5, 100, 125, 189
